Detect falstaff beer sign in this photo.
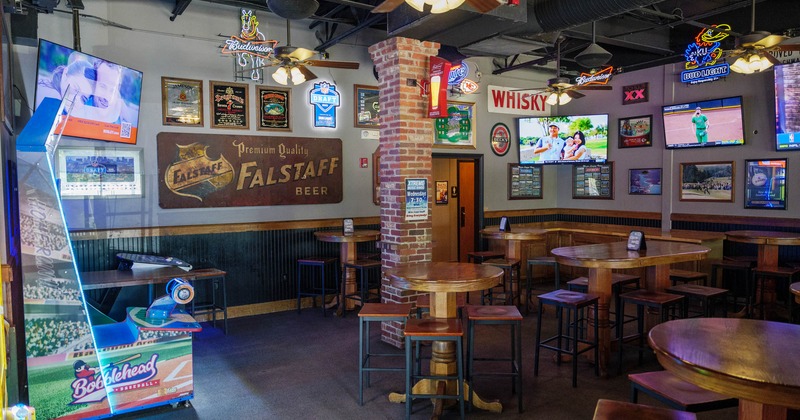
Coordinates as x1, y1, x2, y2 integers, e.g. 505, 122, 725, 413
158, 133, 342, 208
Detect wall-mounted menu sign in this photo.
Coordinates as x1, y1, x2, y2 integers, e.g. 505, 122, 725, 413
210, 81, 249, 129
157, 133, 342, 208
508, 163, 542, 200
573, 162, 614, 199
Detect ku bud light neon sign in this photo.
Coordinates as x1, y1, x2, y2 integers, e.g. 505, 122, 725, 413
681, 24, 731, 84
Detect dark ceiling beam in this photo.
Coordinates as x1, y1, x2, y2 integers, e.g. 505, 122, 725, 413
492, 44, 586, 75
561, 28, 673, 55
170, 0, 193, 21
310, 4, 347, 29
314, 12, 384, 51
323, 0, 375, 10
612, 0, 759, 39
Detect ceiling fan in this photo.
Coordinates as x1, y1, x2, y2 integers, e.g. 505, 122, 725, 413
516, 40, 612, 106
724, 0, 800, 74
257, 20, 360, 85
371, 0, 503, 14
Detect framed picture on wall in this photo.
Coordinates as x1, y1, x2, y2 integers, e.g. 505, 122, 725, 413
161, 77, 204, 127
210, 80, 249, 129
55, 146, 144, 199
257, 86, 291, 131
618, 115, 652, 148
744, 159, 786, 209
354, 84, 379, 129
435, 181, 448, 204
629, 168, 662, 195
679, 161, 734, 202
573, 162, 614, 199
433, 101, 476, 149
508, 163, 542, 199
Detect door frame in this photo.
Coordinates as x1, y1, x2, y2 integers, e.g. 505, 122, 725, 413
432, 152, 484, 258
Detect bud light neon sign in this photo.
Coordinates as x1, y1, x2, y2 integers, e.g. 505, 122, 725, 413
681, 24, 731, 84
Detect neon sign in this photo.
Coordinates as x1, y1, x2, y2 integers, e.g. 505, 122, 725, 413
309, 81, 340, 128
448, 62, 469, 86
575, 66, 614, 86
681, 24, 731, 84
221, 9, 278, 82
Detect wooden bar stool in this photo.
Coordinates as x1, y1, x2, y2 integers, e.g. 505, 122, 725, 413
668, 269, 708, 286
526, 256, 560, 314
618, 290, 684, 373
534, 290, 599, 387
709, 258, 753, 314
666, 284, 728, 318
404, 318, 465, 420
342, 259, 382, 316
629, 370, 738, 413
481, 258, 522, 307
566, 273, 640, 339
465, 305, 523, 413
751, 266, 800, 320
466, 250, 505, 264
415, 293, 467, 319
593, 399, 697, 420
357, 303, 412, 406
296, 257, 339, 316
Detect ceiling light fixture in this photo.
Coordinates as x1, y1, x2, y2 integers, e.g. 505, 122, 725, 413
730, 52, 773, 74
546, 92, 572, 106
272, 66, 289, 85
406, 0, 466, 13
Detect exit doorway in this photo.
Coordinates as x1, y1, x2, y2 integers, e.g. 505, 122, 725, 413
431, 154, 484, 262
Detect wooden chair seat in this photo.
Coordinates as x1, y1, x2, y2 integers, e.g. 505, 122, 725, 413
464, 304, 523, 321
358, 302, 413, 318
466, 250, 505, 263
669, 269, 708, 286
619, 290, 684, 307
404, 317, 463, 337
629, 370, 738, 412
593, 399, 697, 420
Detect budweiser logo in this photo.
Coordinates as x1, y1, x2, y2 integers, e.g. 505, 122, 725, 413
575, 66, 614, 86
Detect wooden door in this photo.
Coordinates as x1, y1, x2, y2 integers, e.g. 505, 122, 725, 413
458, 160, 476, 262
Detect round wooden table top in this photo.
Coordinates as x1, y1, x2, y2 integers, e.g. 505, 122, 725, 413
725, 230, 800, 246
649, 318, 800, 410
480, 227, 547, 241
313, 229, 380, 243
386, 262, 503, 293
551, 241, 709, 270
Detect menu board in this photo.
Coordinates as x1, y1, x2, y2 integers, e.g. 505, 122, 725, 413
210, 81, 249, 129
573, 162, 614, 199
508, 163, 542, 199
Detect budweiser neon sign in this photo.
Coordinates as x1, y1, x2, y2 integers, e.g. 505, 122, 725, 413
575, 66, 614, 86
221, 9, 278, 82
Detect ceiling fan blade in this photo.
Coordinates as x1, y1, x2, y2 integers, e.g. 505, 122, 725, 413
763, 52, 781, 65
565, 90, 585, 99
753, 34, 788, 49
371, 0, 406, 13
297, 65, 318, 82
574, 85, 613, 91
776, 44, 800, 52
306, 59, 360, 69
466, 0, 502, 13
287, 47, 317, 62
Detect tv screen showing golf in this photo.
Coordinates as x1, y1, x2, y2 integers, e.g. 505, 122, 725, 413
518, 114, 609, 164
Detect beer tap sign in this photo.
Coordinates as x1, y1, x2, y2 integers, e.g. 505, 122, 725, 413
428, 56, 451, 118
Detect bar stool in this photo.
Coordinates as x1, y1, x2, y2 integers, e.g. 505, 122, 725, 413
534, 290, 599, 387
342, 259, 382, 316
709, 258, 753, 314
357, 303, 412, 406
617, 290, 684, 373
566, 273, 640, 339
481, 258, 521, 307
415, 293, 467, 319
465, 305, 523, 413
187, 268, 229, 334
296, 257, 339, 316
404, 318, 465, 419
593, 399, 698, 420
466, 250, 505, 264
668, 269, 708, 286
526, 256, 560, 314
751, 266, 800, 320
629, 370, 738, 413
666, 284, 728, 318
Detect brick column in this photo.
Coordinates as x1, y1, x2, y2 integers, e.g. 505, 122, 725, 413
369, 37, 439, 347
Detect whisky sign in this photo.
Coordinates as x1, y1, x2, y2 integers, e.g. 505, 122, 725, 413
158, 133, 342, 208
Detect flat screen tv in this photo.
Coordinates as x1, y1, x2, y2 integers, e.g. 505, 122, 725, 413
662, 96, 744, 149
34, 39, 143, 144
774, 61, 800, 151
518, 114, 609, 164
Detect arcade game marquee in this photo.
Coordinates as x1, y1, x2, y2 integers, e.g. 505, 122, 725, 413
16, 96, 201, 419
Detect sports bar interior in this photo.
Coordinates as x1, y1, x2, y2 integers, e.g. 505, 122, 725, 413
1, 0, 800, 419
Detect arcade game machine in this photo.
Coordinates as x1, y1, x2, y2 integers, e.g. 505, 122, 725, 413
16, 96, 201, 419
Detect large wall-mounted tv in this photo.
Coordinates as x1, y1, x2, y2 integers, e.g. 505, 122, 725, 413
34, 39, 143, 144
518, 114, 609, 164
774, 61, 800, 151
662, 96, 744, 149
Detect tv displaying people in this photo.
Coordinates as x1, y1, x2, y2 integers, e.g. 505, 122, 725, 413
518, 114, 609, 164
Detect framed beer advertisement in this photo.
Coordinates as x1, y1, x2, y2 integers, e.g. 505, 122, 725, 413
210, 80, 249, 129
744, 159, 786, 209
573, 162, 614, 199
257, 86, 291, 131
433, 101, 476, 149
354, 84, 379, 128
161, 77, 203, 127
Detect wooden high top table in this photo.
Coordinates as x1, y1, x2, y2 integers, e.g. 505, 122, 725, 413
480, 227, 547, 261
385, 262, 504, 416
650, 318, 800, 420
314, 229, 380, 316
551, 241, 709, 377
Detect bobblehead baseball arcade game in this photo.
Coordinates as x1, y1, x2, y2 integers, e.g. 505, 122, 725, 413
17, 97, 201, 419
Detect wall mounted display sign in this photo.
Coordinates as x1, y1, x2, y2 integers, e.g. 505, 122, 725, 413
435, 181, 448, 204
220, 9, 277, 83
573, 162, 614, 199
161, 77, 203, 127
257, 86, 291, 131
681, 24, 731, 84
679, 161, 734, 202
210, 80, 249, 129
508, 163, 542, 200
629, 168, 662, 195
490, 123, 511, 156
309, 81, 340, 128
405, 178, 428, 221
157, 133, 342, 208
575, 66, 614, 86
56, 146, 143, 198
622, 82, 648, 105
428, 56, 451, 118
744, 159, 786, 210
448, 61, 469, 86
434, 101, 476, 149
487, 85, 550, 115
354, 84, 379, 129
618, 115, 652, 148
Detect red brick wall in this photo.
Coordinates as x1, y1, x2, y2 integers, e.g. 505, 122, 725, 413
369, 37, 439, 347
